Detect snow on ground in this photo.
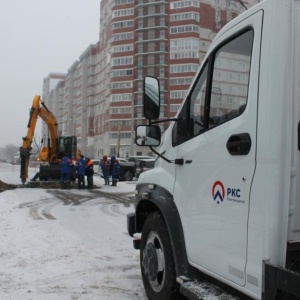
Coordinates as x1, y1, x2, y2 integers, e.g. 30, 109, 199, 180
0, 163, 146, 300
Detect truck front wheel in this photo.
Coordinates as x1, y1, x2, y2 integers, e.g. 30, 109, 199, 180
140, 212, 182, 300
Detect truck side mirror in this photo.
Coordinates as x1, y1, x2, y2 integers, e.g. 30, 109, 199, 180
144, 76, 160, 120
135, 125, 161, 147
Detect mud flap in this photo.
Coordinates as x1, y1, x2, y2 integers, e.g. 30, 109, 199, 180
264, 260, 300, 299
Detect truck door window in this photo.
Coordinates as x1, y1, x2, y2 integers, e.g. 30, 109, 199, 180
209, 30, 253, 128
172, 63, 208, 145
172, 29, 253, 146
190, 63, 208, 134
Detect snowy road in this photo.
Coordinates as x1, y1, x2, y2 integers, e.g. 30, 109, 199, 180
0, 163, 146, 300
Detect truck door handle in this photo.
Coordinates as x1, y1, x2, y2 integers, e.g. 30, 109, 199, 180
226, 133, 251, 155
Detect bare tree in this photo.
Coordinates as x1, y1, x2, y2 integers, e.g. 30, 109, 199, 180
2, 144, 19, 162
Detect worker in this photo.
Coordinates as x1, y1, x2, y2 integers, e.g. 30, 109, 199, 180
76, 155, 86, 190
100, 155, 110, 185
60, 153, 72, 189
85, 157, 94, 189
109, 155, 120, 186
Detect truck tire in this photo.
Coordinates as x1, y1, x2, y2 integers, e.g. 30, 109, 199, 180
140, 212, 182, 300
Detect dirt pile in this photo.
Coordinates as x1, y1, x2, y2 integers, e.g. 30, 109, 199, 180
0, 180, 16, 193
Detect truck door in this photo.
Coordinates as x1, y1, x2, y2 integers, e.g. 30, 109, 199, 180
172, 11, 262, 286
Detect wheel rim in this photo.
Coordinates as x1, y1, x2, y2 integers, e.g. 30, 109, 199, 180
142, 231, 166, 292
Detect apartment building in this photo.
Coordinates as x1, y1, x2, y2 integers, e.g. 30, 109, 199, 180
43, 0, 258, 159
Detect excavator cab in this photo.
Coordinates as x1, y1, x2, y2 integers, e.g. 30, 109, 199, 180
57, 136, 77, 159
37, 136, 77, 182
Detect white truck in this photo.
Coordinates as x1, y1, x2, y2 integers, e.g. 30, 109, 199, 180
127, 0, 300, 299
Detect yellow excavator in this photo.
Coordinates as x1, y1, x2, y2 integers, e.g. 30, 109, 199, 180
20, 95, 79, 184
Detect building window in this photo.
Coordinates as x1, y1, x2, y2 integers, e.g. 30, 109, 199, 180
170, 25, 199, 34
111, 94, 132, 102
112, 8, 134, 18
148, 42, 155, 52
112, 69, 133, 77
113, 32, 134, 41
113, 44, 133, 52
138, 57, 143, 66
171, 90, 188, 99
111, 82, 132, 89
115, 0, 134, 5
138, 70, 143, 79
170, 104, 181, 112
170, 77, 193, 85
159, 68, 164, 77
170, 38, 199, 52
112, 56, 133, 66
170, 64, 199, 73
112, 20, 134, 29
148, 55, 155, 65
111, 147, 117, 155
148, 30, 155, 40
148, 5, 155, 15
170, 12, 199, 22
148, 17, 155, 27
148, 67, 155, 76
138, 82, 143, 92
170, 51, 199, 59
170, 0, 200, 9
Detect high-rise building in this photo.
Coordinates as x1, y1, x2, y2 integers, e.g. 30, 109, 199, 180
43, 0, 258, 159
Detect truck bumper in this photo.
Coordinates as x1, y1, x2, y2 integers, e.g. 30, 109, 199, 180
127, 212, 140, 250
264, 260, 300, 299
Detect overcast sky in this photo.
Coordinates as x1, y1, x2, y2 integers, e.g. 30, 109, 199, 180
0, 0, 100, 148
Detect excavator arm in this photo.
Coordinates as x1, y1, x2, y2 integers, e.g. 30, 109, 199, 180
20, 95, 58, 184
38, 101, 59, 162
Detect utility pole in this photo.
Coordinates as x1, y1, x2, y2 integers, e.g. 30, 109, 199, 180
131, 95, 134, 156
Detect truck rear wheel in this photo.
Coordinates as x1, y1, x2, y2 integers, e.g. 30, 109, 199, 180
140, 212, 182, 300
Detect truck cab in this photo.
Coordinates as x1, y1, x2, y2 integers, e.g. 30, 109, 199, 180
127, 0, 300, 299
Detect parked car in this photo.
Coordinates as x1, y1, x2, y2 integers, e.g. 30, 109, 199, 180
135, 158, 156, 179
128, 156, 153, 167
91, 159, 100, 171
98, 157, 136, 181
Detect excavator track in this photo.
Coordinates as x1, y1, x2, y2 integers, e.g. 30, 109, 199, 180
24, 181, 78, 189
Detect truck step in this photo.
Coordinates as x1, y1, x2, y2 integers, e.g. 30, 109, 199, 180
178, 277, 239, 300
